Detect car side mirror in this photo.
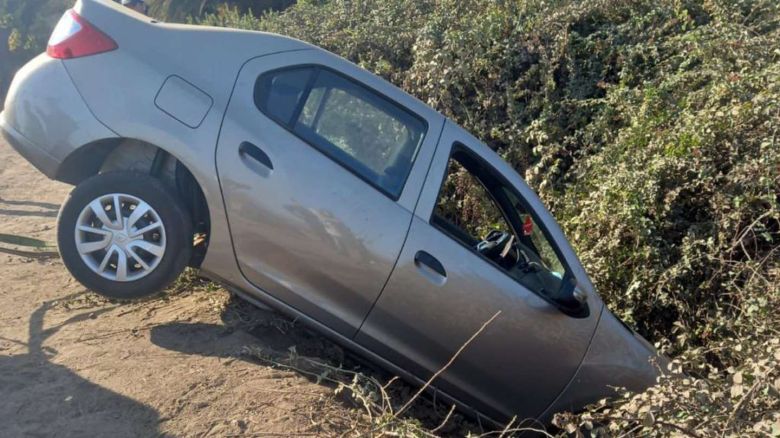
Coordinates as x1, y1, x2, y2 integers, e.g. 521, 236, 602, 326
553, 281, 589, 318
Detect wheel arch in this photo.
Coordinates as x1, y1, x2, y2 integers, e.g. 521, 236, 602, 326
55, 138, 121, 186
55, 137, 212, 267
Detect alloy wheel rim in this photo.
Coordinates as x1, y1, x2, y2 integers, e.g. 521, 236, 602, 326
74, 193, 166, 282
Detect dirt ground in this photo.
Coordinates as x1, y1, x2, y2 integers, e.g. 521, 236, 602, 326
0, 139, 377, 437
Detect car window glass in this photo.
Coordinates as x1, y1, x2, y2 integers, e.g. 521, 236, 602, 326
432, 148, 569, 299
433, 157, 511, 244
502, 188, 566, 279
293, 70, 425, 198
254, 67, 313, 125
298, 86, 326, 127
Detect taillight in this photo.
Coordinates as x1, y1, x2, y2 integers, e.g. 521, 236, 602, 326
47, 10, 117, 59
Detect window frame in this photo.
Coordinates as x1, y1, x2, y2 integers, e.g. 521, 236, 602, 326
430, 143, 579, 306
253, 64, 429, 201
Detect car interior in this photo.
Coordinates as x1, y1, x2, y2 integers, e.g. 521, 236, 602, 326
432, 147, 579, 309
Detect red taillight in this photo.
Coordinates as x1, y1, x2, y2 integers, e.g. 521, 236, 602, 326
47, 10, 117, 59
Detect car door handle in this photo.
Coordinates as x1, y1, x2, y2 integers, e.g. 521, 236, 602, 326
239, 141, 273, 170
414, 251, 446, 278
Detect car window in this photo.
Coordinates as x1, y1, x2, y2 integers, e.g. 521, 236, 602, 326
254, 67, 313, 125
501, 188, 566, 279
433, 157, 511, 244
255, 67, 426, 199
294, 70, 425, 198
432, 147, 569, 299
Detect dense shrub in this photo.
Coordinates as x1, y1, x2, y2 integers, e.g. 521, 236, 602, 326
148, 0, 294, 23
1, 0, 777, 434
200, 0, 779, 435
0, 0, 71, 106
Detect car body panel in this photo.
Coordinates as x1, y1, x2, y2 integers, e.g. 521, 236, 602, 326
539, 309, 664, 420
0, 111, 60, 178
215, 51, 445, 337
1, 54, 117, 177
355, 121, 604, 420
154, 75, 214, 129
208, 272, 503, 425
63, 0, 313, 285
0, 0, 665, 425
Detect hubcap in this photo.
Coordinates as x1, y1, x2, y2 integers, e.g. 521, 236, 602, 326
74, 193, 166, 282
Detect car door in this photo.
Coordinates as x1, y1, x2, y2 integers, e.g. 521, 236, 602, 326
216, 50, 444, 337
355, 121, 604, 421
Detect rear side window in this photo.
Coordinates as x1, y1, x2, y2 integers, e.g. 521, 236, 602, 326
254, 67, 426, 199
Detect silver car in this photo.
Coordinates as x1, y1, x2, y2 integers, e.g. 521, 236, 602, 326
1, 0, 663, 425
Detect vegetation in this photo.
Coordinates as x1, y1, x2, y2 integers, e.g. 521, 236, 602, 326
201, 0, 779, 435
147, 0, 294, 23
1, 0, 778, 435
0, 0, 70, 103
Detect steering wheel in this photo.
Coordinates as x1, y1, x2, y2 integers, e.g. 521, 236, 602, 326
476, 230, 511, 259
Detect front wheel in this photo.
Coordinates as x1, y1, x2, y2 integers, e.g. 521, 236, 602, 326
57, 172, 193, 300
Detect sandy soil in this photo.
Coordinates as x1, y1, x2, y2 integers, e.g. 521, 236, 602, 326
0, 139, 368, 437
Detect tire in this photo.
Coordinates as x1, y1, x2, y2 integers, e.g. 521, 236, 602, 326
57, 171, 193, 300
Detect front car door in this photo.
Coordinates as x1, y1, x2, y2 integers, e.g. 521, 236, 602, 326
356, 121, 605, 421
216, 50, 444, 337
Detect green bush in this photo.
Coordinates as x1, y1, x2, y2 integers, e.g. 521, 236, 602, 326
1, 0, 777, 434
0, 0, 71, 105
148, 0, 294, 23
200, 0, 779, 435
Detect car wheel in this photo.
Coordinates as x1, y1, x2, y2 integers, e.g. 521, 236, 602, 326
57, 171, 193, 300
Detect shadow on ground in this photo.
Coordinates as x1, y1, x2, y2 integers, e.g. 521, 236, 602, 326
0, 196, 59, 218
150, 294, 479, 436
0, 293, 164, 437
0, 209, 58, 218
0, 197, 60, 210
150, 297, 346, 366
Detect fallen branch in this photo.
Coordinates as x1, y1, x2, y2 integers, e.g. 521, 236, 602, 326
394, 310, 502, 418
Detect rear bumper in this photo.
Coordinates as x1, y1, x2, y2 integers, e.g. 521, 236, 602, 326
0, 111, 59, 178
2, 53, 117, 181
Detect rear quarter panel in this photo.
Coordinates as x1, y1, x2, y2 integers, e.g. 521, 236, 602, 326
3, 54, 116, 171
64, 0, 313, 281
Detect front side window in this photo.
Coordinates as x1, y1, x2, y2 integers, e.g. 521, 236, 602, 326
255, 67, 426, 199
433, 157, 512, 247
501, 188, 566, 279
432, 147, 569, 299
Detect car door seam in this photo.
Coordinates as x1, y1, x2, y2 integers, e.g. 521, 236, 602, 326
535, 304, 605, 420
212, 49, 313, 286
353, 117, 447, 338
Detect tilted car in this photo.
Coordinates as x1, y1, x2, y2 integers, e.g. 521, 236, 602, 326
0, 0, 664, 426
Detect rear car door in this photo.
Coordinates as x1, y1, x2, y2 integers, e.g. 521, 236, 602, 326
355, 121, 604, 420
216, 51, 444, 337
